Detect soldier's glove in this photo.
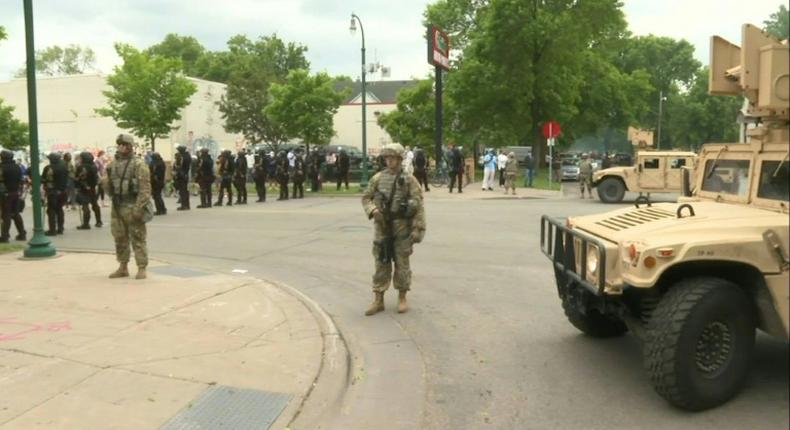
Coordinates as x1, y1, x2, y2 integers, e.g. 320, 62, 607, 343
371, 209, 384, 223
409, 229, 425, 244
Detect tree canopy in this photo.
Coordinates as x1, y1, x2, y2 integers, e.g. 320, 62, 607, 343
266, 70, 347, 148
96, 44, 197, 151
144, 34, 206, 77
0, 101, 29, 150
15, 44, 97, 77
217, 34, 309, 149
764, 4, 789, 40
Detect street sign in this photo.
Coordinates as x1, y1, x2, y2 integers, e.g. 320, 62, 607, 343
543, 121, 561, 139
547, 138, 555, 147
427, 26, 450, 71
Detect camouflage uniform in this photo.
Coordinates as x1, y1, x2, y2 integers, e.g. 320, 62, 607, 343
362, 145, 426, 304
104, 136, 152, 272
579, 156, 594, 198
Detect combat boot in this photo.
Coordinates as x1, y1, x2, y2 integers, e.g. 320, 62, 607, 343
109, 263, 129, 279
364, 292, 385, 316
135, 267, 147, 280
397, 290, 409, 313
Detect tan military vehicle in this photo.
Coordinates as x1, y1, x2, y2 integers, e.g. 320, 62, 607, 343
593, 151, 697, 203
540, 24, 789, 411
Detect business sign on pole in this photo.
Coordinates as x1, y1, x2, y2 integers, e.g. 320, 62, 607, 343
427, 26, 450, 70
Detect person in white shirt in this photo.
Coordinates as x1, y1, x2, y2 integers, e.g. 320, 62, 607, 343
497, 150, 508, 187
402, 145, 414, 176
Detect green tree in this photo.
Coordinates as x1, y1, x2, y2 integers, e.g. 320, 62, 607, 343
764, 4, 789, 40
145, 34, 206, 77
377, 80, 435, 150
266, 70, 347, 149
424, 0, 491, 54
96, 44, 197, 151
15, 44, 97, 77
0, 100, 29, 150
218, 34, 309, 150
0, 26, 6, 41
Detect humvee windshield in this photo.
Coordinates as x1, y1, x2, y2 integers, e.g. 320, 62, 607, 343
757, 160, 790, 201
701, 159, 751, 196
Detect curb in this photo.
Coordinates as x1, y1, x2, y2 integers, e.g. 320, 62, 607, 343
53, 248, 351, 429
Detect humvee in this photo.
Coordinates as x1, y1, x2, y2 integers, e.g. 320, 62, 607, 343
540, 24, 789, 411
593, 151, 697, 203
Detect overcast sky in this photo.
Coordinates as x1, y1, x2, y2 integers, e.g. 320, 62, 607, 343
0, 0, 784, 82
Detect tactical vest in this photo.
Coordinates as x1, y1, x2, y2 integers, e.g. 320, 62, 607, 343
110, 157, 141, 202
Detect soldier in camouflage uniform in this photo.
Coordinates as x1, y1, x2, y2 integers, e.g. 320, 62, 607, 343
104, 134, 152, 280
361, 143, 426, 315
579, 153, 594, 199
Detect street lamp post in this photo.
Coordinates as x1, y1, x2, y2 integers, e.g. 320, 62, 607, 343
350, 13, 369, 189
23, 0, 56, 258
657, 90, 667, 150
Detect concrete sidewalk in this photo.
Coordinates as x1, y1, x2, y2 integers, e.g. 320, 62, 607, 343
423, 180, 561, 200
0, 251, 342, 429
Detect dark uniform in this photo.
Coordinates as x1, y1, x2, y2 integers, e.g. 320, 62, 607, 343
252, 151, 268, 202
448, 146, 464, 193
74, 151, 103, 229
275, 151, 290, 200
307, 149, 322, 192
233, 149, 248, 204
174, 145, 191, 210
291, 152, 306, 199
42, 153, 68, 236
196, 149, 215, 208
149, 152, 167, 215
0, 150, 26, 242
336, 150, 350, 190
216, 150, 234, 206
413, 148, 430, 192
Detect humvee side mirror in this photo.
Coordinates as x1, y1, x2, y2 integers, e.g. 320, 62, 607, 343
680, 166, 693, 197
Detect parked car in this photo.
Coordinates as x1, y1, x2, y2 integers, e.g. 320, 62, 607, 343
560, 159, 580, 181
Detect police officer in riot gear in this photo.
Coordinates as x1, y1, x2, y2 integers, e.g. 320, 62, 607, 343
42, 152, 68, 236
253, 150, 268, 202
275, 151, 290, 201
216, 150, 234, 206
0, 150, 27, 242
234, 148, 248, 204
174, 145, 191, 210
74, 151, 103, 229
196, 148, 215, 208
149, 152, 167, 215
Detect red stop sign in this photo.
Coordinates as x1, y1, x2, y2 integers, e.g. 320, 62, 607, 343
543, 121, 561, 139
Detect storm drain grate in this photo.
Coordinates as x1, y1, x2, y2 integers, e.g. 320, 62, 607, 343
162, 385, 292, 430
149, 266, 210, 278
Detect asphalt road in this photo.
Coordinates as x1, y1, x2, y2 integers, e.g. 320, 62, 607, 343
19, 188, 789, 430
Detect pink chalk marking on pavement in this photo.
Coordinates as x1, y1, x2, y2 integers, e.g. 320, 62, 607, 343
0, 318, 72, 341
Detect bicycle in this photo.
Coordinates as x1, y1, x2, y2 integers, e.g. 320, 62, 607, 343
428, 161, 450, 188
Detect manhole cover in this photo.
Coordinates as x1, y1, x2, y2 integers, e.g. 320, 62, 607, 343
162, 385, 292, 430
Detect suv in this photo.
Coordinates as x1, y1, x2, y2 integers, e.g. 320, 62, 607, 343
593, 151, 697, 203
540, 24, 789, 411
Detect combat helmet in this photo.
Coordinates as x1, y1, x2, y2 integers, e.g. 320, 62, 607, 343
380, 143, 405, 159
176, 145, 187, 153
116, 134, 134, 146
0, 149, 13, 162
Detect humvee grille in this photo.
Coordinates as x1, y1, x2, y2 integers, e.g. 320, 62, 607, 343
594, 208, 675, 231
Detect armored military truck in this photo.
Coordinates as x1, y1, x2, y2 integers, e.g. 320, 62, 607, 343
540, 24, 789, 411
593, 151, 697, 203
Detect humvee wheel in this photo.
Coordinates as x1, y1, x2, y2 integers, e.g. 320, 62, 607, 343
644, 278, 755, 411
597, 177, 626, 203
561, 295, 627, 337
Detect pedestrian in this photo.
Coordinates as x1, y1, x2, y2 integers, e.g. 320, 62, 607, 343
149, 152, 167, 215
95, 150, 108, 207
104, 134, 152, 280
74, 151, 103, 228
336, 149, 350, 190
482, 149, 497, 191
361, 143, 426, 315
63, 152, 76, 210
215, 150, 234, 206
196, 148, 215, 208
579, 153, 594, 199
253, 150, 268, 202
413, 147, 430, 192
402, 145, 414, 176
523, 152, 535, 187
275, 151, 290, 200
42, 152, 68, 236
448, 143, 464, 193
504, 152, 519, 195
497, 150, 508, 187
0, 149, 27, 242
173, 145, 191, 210
234, 148, 248, 204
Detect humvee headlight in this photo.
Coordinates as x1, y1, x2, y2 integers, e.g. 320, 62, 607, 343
587, 245, 599, 274
644, 256, 656, 269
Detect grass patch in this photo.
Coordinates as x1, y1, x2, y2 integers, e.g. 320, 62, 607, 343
0, 243, 23, 255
